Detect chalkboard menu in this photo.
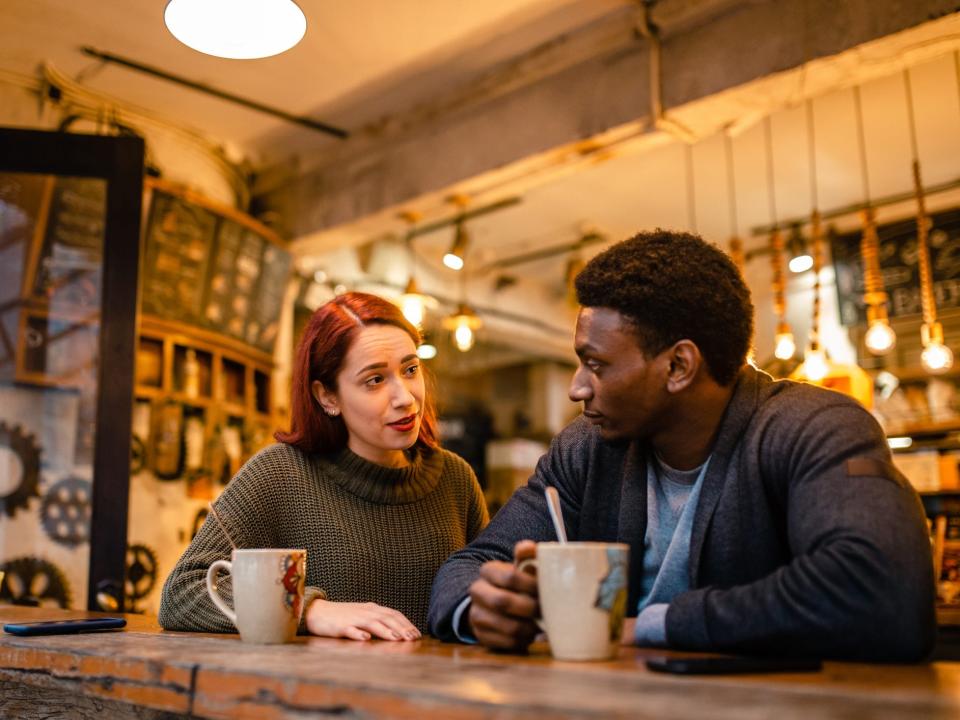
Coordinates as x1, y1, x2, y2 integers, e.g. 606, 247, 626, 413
142, 187, 290, 353
142, 191, 218, 324
832, 208, 960, 327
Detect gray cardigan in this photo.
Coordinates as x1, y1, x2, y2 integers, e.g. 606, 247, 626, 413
428, 367, 936, 661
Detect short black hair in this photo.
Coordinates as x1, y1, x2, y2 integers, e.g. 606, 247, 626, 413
574, 229, 754, 386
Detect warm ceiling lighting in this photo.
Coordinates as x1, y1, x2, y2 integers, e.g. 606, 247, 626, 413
787, 224, 812, 274
442, 303, 483, 352
788, 255, 813, 274
774, 331, 796, 361
443, 221, 469, 271
164, 0, 307, 60
398, 278, 437, 330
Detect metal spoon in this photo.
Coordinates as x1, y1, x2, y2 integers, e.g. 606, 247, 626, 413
544, 486, 568, 543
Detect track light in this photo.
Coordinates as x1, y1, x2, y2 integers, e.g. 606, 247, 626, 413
443, 221, 468, 271
787, 224, 812, 274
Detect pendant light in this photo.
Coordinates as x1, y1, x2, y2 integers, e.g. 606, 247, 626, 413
164, 0, 307, 60
764, 117, 795, 360
443, 195, 470, 271
724, 134, 746, 273
442, 270, 482, 352
724, 132, 755, 367
800, 99, 829, 381
904, 69, 953, 374
852, 86, 896, 355
396, 211, 436, 330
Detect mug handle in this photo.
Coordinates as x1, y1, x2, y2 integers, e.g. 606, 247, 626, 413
516, 558, 547, 634
205, 559, 238, 626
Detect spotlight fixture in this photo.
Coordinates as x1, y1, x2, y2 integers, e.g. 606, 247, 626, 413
164, 0, 307, 60
787, 224, 812, 274
442, 303, 483, 352
443, 221, 468, 271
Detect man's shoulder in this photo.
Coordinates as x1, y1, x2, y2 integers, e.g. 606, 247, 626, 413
746, 375, 884, 452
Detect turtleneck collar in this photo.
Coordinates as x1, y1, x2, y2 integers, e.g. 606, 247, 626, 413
321, 445, 445, 504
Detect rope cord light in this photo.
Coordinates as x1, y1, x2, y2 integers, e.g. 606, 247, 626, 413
725, 133, 745, 273
904, 68, 953, 373
765, 116, 795, 361
802, 99, 829, 380
854, 85, 896, 355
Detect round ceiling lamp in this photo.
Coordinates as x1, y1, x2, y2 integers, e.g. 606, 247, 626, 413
164, 0, 307, 60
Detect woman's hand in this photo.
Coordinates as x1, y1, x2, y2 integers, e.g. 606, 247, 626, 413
305, 599, 421, 641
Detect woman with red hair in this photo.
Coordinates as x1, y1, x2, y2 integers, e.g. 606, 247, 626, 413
160, 292, 488, 640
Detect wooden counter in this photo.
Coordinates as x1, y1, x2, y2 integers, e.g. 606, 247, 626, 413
2, 606, 960, 719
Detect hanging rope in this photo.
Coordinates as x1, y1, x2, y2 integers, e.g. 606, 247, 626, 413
724, 133, 744, 273
805, 99, 823, 352
685, 143, 697, 234
904, 68, 937, 328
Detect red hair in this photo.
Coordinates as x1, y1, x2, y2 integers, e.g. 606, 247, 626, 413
275, 291, 439, 455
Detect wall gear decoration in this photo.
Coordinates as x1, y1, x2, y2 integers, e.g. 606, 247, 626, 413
125, 543, 158, 612
0, 421, 42, 518
40, 476, 93, 547
191, 507, 209, 540
130, 434, 146, 474
0, 556, 71, 608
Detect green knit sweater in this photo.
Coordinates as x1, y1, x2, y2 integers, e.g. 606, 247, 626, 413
158, 442, 488, 634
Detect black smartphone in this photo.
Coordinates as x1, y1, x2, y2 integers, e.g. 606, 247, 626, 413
646, 655, 822, 675
3, 617, 126, 636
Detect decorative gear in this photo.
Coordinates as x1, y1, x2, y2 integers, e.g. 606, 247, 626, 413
0, 421, 42, 518
0, 556, 71, 608
191, 507, 209, 540
40, 476, 92, 547
130, 434, 146, 474
125, 543, 158, 612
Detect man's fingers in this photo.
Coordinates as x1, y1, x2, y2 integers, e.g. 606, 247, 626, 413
478, 561, 538, 595
469, 603, 539, 642
471, 581, 538, 618
514, 539, 537, 562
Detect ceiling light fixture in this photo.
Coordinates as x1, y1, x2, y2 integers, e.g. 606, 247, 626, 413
764, 116, 795, 362
786, 224, 813, 274
905, 68, 953, 374
443, 195, 471, 271
396, 211, 436, 329
443, 221, 469, 271
164, 0, 307, 60
442, 303, 483, 353
853, 85, 896, 356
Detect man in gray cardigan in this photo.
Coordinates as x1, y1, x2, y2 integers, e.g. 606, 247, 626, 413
428, 230, 935, 661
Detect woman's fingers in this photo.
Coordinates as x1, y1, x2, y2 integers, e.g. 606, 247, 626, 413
342, 625, 371, 641
362, 619, 404, 641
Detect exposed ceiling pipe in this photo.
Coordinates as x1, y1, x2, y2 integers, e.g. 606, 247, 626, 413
635, 1, 698, 144
80, 46, 349, 140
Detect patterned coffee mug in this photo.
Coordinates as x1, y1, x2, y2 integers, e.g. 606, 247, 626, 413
519, 542, 629, 661
206, 549, 306, 643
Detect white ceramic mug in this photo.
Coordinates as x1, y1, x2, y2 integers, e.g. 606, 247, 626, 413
205, 549, 306, 644
520, 542, 629, 661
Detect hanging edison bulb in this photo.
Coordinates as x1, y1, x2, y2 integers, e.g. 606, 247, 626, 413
860, 209, 896, 355
399, 277, 436, 330
442, 303, 483, 353
913, 161, 953, 374
905, 71, 953, 374
799, 210, 829, 380
770, 230, 795, 360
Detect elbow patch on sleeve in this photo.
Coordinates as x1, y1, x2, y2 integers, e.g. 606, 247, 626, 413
845, 457, 907, 489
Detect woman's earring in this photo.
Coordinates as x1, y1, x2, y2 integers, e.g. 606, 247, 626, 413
326, 409, 339, 417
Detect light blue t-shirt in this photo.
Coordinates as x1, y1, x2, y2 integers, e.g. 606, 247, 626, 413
634, 454, 709, 645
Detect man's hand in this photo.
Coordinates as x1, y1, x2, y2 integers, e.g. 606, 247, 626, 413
467, 540, 540, 651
